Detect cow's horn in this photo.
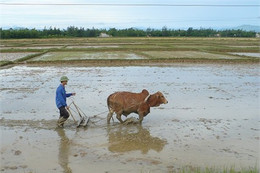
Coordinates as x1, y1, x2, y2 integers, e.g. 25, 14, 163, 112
144, 94, 151, 102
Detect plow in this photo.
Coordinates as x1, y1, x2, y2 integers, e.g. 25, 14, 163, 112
67, 101, 90, 128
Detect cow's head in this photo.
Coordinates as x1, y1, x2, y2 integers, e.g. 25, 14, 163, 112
147, 91, 168, 107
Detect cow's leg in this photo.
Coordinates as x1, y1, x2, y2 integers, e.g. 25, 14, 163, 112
107, 108, 114, 124
116, 112, 124, 123
138, 114, 144, 124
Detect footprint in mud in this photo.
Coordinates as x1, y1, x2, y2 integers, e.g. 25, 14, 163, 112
221, 148, 239, 155
172, 119, 180, 122
2, 165, 28, 171
250, 128, 259, 131
14, 150, 22, 155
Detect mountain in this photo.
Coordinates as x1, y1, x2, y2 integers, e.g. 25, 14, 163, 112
233, 25, 260, 32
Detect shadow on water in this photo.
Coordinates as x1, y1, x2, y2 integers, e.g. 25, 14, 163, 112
56, 128, 72, 173
107, 124, 167, 154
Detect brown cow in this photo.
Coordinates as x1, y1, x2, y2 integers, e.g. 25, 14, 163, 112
107, 89, 168, 124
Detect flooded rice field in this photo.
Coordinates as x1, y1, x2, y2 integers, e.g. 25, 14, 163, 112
0, 46, 63, 50
141, 51, 241, 59
32, 51, 146, 61
0, 64, 259, 172
66, 45, 119, 49
0, 53, 36, 61
229, 52, 260, 58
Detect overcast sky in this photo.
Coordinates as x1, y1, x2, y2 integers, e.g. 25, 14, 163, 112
0, 0, 259, 29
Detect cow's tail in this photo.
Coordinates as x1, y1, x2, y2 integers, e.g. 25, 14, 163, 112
107, 94, 111, 108
107, 94, 114, 123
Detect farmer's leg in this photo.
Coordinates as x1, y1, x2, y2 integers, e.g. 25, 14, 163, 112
60, 106, 70, 119
57, 106, 70, 127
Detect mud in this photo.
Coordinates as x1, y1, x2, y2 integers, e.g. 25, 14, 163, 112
0, 64, 259, 172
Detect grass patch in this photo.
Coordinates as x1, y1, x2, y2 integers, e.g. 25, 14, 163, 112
0, 61, 13, 67
174, 165, 259, 173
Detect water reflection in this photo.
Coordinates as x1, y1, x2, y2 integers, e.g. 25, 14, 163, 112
56, 128, 72, 173
107, 125, 167, 154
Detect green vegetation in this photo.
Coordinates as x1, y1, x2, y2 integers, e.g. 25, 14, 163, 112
178, 166, 258, 173
0, 60, 13, 67
0, 37, 259, 67
0, 26, 257, 39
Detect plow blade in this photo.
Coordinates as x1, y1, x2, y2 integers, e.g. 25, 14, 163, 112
77, 115, 89, 128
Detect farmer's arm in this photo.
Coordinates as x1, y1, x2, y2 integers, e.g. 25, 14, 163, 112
66, 93, 72, 97
66, 93, 76, 97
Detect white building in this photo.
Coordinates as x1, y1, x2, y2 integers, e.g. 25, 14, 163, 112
99, 33, 111, 38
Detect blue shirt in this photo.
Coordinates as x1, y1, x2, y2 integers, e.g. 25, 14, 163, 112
56, 84, 72, 108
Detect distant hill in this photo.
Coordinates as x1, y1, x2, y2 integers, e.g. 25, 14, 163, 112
233, 25, 260, 32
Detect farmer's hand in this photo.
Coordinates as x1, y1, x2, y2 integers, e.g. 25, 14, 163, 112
72, 93, 76, 96
66, 106, 69, 110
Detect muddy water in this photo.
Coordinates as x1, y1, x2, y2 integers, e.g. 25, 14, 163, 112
229, 52, 260, 58
0, 64, 259, 172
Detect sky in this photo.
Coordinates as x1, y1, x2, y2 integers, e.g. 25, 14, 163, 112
0, 0, 259, 30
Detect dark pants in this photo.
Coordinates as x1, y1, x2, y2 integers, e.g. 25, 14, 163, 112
59, 106, 70, 119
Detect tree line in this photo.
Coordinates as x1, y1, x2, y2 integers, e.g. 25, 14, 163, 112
0, 26, 257, 39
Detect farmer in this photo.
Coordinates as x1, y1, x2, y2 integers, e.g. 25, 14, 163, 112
56, 76, 76, 127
